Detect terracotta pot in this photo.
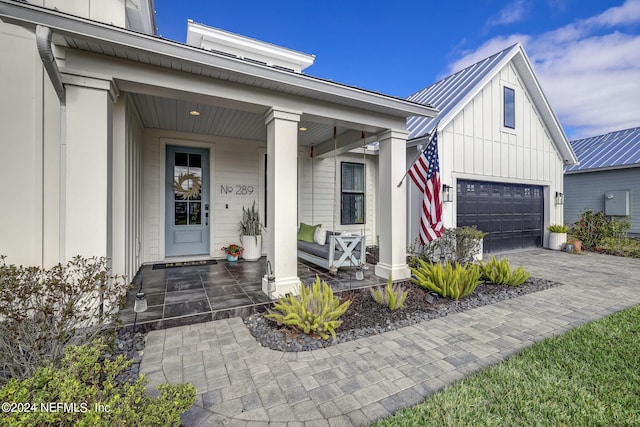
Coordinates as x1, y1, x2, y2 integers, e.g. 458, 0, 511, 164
571, 240, 582, 252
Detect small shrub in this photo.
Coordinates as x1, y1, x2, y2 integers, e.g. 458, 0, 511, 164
409, 226, 487, 265
0, 339, 196, 426
572, 210, 609, 249
410, 259, 483, 300
481, 257, 530, 286
370, 277, 408, 311
547, 224, 569, 233
572, 211, 632, 250
264, 276, 351, 339
0, 256, 128, 382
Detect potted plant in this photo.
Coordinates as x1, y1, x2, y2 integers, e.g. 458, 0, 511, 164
547, 224, 569, 250
239, 201, 264, 261
221, 244, 243, 262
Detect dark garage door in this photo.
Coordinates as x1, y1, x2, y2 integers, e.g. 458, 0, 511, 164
457, 180, 543, 253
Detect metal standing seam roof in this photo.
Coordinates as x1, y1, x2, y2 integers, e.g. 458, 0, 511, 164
565, 126, 640, 173
406, 43, 519, 141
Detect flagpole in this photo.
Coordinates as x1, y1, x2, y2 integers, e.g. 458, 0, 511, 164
397, 124, 439, 188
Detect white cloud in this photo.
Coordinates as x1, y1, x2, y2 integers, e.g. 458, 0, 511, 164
488, 0, 528, 26
449, 0, 640, 139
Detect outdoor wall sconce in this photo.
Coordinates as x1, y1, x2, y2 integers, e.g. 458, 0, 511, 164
442, 184, 453, 203
555, 191, 564, 205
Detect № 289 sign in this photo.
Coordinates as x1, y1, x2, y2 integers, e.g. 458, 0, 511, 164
220, 185, 254, 195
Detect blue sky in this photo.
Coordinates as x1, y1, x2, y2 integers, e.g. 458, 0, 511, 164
154, 0, 640, 139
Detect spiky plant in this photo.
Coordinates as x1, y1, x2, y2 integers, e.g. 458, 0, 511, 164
410, 259, 483, 300
480, 257, 530, 286
370, 277, 408, 311
264, 276, 351, 340
239, 201, 263, 242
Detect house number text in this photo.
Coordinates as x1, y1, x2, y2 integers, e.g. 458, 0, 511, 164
220, 185, 254, 195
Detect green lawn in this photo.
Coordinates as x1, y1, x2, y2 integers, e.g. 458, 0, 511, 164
374, 305, 640, 427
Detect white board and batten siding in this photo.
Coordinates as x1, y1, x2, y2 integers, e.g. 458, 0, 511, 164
440, 62, 565, 229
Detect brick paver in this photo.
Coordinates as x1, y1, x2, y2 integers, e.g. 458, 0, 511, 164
140, 249, 640, 426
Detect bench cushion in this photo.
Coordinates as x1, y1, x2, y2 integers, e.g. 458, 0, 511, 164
297, 241, 361, 260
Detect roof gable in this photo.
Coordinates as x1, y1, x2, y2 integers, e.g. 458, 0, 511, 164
407, 44, 516, 140
566, 126, 640, 173
407, 43, 578, 165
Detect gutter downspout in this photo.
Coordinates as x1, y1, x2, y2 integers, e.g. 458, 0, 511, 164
36, 25, 66, 262
36, 25, 65, 103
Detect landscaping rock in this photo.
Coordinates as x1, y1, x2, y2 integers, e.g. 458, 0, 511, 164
245, 277, 561, 352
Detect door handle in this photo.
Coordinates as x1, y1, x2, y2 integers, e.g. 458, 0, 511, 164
205, 204, 209, 226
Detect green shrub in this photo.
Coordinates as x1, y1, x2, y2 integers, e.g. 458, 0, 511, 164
410, 259, 483, 300
547, 224, 569, 233
481, 257, 530, 286
264, 276, 351, 339
0, 339, 196, 426
0, 256, 128, 382
370, 277, 408, 311
410, 226, 487, 265
572, 210, 609, 249
572, 211, 632, 249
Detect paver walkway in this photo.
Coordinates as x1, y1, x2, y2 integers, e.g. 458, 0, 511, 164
139, 249, 640, 426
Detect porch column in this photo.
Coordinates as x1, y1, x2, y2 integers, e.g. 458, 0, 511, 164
262, 108, 301, 297
375, 129, 410, 280
63, 76, 117, 261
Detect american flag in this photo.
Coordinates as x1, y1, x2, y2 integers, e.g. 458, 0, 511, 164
408, 130, 444, 243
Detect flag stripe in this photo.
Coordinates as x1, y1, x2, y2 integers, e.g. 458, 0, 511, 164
408, 131, 444, 244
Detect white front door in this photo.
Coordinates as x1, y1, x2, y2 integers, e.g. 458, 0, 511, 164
165, 145, 210, 256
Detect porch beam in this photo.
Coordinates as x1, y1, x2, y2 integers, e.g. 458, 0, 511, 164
375, 129, 411, 281
262, 108, 301, 297
64, 49, 412, 132
312, 130, 379, 158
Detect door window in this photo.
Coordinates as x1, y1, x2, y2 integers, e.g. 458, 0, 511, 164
173, 152, 202, 225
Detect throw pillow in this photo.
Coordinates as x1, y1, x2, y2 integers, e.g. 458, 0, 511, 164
314, 227, 327, 245
298, 223, 320, 242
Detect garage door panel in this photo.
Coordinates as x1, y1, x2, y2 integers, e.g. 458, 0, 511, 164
457, 180, 543, 253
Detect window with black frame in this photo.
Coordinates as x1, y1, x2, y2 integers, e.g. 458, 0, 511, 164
504, 86, 515, 129
341, 162, 365, 224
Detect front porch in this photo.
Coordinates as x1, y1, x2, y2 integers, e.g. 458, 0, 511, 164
119, 258, 386, 332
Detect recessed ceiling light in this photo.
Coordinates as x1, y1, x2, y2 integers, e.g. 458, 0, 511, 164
299, 126, 308, 131
189, 110, 200, 116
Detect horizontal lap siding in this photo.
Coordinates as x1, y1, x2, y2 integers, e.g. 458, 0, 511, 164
564, 168, 640, 234
299, 149, 377, 244
142, 130, 265, 262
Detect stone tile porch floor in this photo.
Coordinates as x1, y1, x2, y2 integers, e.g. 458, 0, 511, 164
120, 258, 385, 332
138, 249, 640, 426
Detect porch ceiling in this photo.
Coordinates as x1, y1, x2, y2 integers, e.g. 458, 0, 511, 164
130, 93, 352, 146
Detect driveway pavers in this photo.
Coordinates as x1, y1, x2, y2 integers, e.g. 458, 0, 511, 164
139, 249, 640, 426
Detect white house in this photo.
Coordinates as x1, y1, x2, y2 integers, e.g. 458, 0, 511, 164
0, 0, 437, 296
405, 43, 578, 253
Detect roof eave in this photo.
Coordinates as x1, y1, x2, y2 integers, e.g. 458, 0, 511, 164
0, 0, 438, 119
565, 163, 640, 174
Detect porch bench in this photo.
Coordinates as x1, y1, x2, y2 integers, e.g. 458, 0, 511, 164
297, 234, 366, 271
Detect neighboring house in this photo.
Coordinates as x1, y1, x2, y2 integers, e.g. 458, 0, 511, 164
564, 127, 640, 235
405, 43, 578, 253
0, 1, 437, 296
